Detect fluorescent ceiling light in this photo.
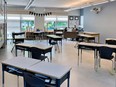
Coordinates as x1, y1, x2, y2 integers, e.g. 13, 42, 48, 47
64, 4, 91, 12
64, 7, 81, 12
22, 17, 34, 20
93, 1, 109, 6
64, 0, 116, 12
25, 0, 34, 10
7, 17, 20, 20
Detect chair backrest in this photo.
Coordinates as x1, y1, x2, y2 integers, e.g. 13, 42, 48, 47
63, 32, 77, 38
12, 32, 24, 44
12, 32, 15, 43
99, 46, 114, 60
24, 72, 45, 87
48, 39, 57, 45
106, 40, 116, 45
31, 47, 42, 59
25, 32, 34, 40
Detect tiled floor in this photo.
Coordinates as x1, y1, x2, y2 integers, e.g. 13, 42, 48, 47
0, 40, 115, 87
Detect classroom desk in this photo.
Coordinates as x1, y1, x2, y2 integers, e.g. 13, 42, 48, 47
83, 31, 100, 43
11, 37, 25, 53
47, 35, 62, 41
78, 42, 116, 71
78, 34, 95, 42
47, 34, 62, 50
14, 37, 25, 42
33, 31, 44, 40
2, 57, 71, 87
106, 38, 116, 45
27, 62, 71, 87
15, 43, 53, 61
55, 32, 63, 36
2, 57, 41, 87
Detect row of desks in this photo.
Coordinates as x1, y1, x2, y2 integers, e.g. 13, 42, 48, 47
83, 32, 100, 43
2, 57, 71, 87
15, 42, 53, 61
77, 42, 116, 71
15, 35, 62, 62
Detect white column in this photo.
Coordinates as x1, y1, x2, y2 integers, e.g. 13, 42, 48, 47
34, 16, 45, 31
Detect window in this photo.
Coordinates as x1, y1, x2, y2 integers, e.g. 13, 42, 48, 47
7, 14, 21, 39
56, 16, 68, 29
21, 15, 34, 31
44, 16, 68, 30
7, 14, 34, 39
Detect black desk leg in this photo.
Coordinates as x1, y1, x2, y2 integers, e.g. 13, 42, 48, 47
94, 49, 98, 72
56, 79, 60, 87
78, 48, 79, 66
67, 71, 70, 87
115, 53, 116, 72
80, 49, 82, 63
2, 64, 5, 87
61, 40, 62, 52
50, 51, 52, 62
15, 46, 17, 56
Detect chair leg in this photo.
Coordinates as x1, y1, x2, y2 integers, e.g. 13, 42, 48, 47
11, 45, 15, 52
47, 58, 49, 62
17, 76, 19, 87
56, 44, 60, 53
74, 42, 79, 48
98, 58, 101, 68
55, 45, 57, 51
111, 60, 114, 71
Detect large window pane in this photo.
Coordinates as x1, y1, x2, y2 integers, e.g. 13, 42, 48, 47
7, 14, 20, 39
44, 16, 68, 30
21, 20, 34, 31
21, 15, 34, 31
56, 21, 68, 29
45, 21, 55, 30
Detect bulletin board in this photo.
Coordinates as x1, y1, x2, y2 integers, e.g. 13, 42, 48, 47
68, 16, 79, 28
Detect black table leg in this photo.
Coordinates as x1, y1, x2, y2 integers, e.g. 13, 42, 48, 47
15, 45, 17, 56
2, 64, 5, 87
56, 79, 60, 87
67, 71, 70, 87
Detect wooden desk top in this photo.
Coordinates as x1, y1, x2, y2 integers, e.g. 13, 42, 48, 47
83, 31, 100, 35
16, 43, 52, 50
78, 42, 116, 49
106, 38, 116, 41
47, 35, 62, 39
33, 31, 44, 34
2, 57, 40, 70
78, 34, 95, 38
26, 62, 71, 79
15, 37, 25, 40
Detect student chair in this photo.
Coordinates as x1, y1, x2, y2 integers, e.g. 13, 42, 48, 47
98, 46, 114, 70
31, 47, 49, 62
5, 66, 23, 87
48, 39, 59, 52
24, 72, 56, 87
23, 72, 45, 87
11, 32, 24, 53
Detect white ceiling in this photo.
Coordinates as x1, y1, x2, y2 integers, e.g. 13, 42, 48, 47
6, 0, 110, 8
6, 0, 116, 11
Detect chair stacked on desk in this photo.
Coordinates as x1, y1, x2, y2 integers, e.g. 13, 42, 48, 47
31, 47, 49, 62
48, 39, 59, 52
11, 32, 25, 53
98, 46, 114, 70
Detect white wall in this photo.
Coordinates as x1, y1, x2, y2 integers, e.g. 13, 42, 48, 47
68, 10, 80, 16
83, 1, 116, 43
35, 16, 45, 31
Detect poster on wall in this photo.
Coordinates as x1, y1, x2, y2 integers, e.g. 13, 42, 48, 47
68, 16, 79, 28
